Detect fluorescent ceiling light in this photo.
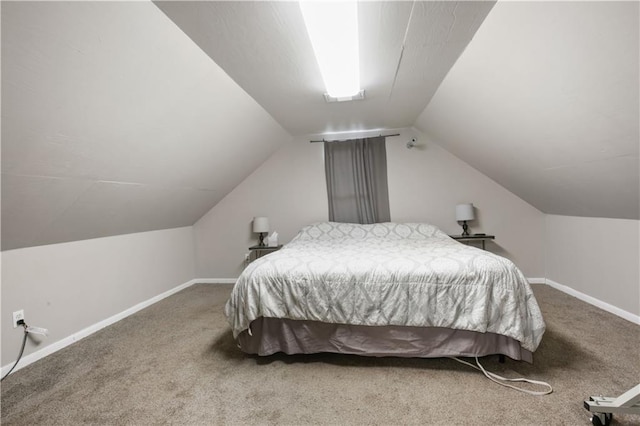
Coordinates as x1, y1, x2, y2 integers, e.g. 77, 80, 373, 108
299, 1, 361, 98
324, 90, 365, 103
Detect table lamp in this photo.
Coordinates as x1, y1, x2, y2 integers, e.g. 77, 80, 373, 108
455, 204, 474, 236
253, 217, 269, 246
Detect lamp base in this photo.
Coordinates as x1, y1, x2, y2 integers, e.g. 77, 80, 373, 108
461, 221, 469, 236
258, 232, 267, 246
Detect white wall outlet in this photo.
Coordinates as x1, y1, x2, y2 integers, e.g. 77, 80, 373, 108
244, 253, 250, 262
13, 310, 24, 328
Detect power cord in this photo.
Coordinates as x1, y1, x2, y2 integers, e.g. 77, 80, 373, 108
1, 320, 29, 381
451, 356, 553, 395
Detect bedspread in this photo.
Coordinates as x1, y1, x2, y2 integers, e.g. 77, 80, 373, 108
224, 222, 545, 352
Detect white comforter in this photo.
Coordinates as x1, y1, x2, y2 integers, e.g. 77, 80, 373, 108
225, 222, 546, 352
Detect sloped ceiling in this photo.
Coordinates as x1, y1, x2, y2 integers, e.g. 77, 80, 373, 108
2, 0, 494, 250
154, 1, 495, 135
3, 1, 637, 251
1, 1, 289, 250
415, 1, 639, 219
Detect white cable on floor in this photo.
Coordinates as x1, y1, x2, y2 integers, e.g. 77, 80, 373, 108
451, 356, 553, 396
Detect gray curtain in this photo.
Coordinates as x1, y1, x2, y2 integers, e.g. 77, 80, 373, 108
324, 136, 391, 224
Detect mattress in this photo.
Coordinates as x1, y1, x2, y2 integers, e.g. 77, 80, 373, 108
225, 222, 546, 356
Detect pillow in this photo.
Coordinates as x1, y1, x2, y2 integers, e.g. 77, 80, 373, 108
291, 222, 448, 242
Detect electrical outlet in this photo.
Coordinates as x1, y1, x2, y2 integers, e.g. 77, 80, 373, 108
12, 310, 24, 328
244, 253, 250, 262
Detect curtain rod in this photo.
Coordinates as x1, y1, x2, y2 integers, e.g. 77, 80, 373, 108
309, 133, 400, 143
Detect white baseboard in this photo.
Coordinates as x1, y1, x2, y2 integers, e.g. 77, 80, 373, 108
4, 276, 637, 377
545, 278, 640, 325
193, 278, 237, 284
1, 278, 201, 378
1, 278, 239, 377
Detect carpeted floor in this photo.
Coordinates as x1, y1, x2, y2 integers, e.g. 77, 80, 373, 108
1, 283, 639, 425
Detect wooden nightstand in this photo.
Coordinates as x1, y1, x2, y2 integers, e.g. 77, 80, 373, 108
248, 244, 282, 261
449, 234, 495, 250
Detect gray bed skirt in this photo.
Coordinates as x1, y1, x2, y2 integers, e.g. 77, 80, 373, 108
237, 317, 533, 363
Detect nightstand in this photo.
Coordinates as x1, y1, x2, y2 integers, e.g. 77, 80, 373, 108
449, 234, 495, 250
248, 244, 282, 261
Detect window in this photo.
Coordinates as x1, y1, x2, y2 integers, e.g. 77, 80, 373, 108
324, 136, 390, 224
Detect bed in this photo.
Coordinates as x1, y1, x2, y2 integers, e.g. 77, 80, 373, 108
224, 222, 545, 362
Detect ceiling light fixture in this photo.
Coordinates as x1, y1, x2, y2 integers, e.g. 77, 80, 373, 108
323, 90, 365, 103
299, 1, 361, 99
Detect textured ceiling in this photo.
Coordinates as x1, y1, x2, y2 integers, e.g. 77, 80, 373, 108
154, 1, 495, 136
415, 1, 639, 219
1, 1, 289, 250
2, 0, 494, 250
2, 1, 637, 252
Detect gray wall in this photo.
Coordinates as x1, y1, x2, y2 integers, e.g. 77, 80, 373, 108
545, 215, 640, 316
2, 138, 637, 371
193, 128, 546, 278
1, 227, 196, 365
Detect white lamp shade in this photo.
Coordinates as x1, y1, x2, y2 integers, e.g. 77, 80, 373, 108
253, 217, 269, 233
455, 204, 475, 222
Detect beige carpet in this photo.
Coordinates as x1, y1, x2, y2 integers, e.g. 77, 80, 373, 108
1, 284, 639, 425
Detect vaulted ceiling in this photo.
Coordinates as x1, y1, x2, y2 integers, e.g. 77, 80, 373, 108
2, 1, 638, 251
154, 1, 494, 135
415, 1, 639, 220
1, 1, 289, 250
